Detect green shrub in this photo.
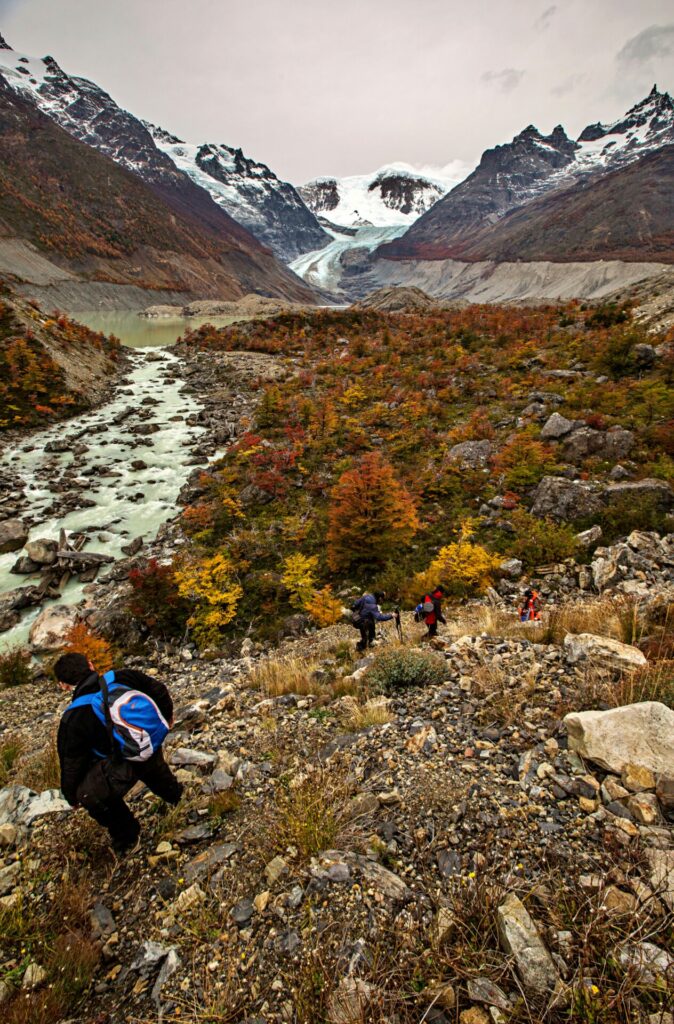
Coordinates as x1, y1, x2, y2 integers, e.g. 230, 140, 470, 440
597, 493, 670, 543
500, 508, 578, 567
0, 646, 33, 689
366, 647, 447, 693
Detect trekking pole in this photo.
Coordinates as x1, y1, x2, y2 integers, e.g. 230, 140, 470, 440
395, 608, 404, 644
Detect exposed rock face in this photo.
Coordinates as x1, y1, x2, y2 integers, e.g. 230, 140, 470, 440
0, 519, 28, 553
28, 604, 79, 652
564, 702, 674, 776
563, 633, 648, 671
381, 124, 578, 258
496, 893, 559, 996
530, 476, 603, 521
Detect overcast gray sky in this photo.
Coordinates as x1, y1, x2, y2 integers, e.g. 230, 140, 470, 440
2, 0, 673, 183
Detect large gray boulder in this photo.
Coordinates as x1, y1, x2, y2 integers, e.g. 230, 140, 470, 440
563, 632, 647, 671
564, 702, 674, 776
496, 893, 559, 996
0, 519, 28, 554
540, 412, 575, 440
563, 427, 634, 463
447, 439, 492, 468
531, 476, 603, 522
28, 604, 79, 652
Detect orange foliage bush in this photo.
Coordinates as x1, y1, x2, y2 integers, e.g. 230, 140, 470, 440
61, 622, 114, 673
327, 452, 418, 571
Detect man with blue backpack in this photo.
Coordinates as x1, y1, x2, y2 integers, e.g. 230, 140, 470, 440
55, 652, 182, 856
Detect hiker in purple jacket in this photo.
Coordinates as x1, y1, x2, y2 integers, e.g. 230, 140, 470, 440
352, 591, 393, 652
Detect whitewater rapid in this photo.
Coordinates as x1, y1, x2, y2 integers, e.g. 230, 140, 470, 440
0, 347, 207, 648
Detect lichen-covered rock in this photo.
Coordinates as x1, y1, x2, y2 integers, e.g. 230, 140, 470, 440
531, 476, 603, 521
447, 439, 492, 468
564, 702, 674, 776
496, 892, 559, 995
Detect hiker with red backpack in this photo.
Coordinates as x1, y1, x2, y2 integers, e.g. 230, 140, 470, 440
518, 587, 541, 622
417, 585, 446, 638
55, 652, 182, 856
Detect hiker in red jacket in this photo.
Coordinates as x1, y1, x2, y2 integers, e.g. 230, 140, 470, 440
519, 587, 541, 622
421, 585, 446, 638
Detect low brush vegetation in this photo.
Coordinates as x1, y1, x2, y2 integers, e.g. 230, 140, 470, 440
117, 303, 672, 649
365, 647, 447, 693
0, 646, 33, 689
0, 284, 121, 431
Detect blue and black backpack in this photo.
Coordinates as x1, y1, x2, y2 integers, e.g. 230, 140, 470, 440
66, 671, 170, 762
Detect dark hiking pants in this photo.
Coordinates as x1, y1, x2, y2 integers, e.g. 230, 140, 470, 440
76, 748, 182, 847
357, 616, 376, 651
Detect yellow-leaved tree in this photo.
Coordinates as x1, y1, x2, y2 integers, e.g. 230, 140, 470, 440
327, 452, 418, 571
281, 553, 319, 609
415, 520, 501, 598
303, 585, 344, 627
174, 551, 243, 648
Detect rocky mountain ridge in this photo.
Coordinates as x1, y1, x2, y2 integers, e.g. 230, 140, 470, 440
0, 72, 317, 307
145, 124, 329, 263
0, 39, 325, 289
380, 87, 674, 261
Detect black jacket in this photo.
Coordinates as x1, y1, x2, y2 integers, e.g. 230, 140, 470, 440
57, 669, 173, 805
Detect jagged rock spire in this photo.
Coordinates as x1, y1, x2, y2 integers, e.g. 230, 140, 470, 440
0, 32, 12, 50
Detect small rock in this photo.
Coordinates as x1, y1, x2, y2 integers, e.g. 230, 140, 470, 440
230, 898, 254, 926
622, 763, 656, 793
265, 855, 288, 884
22, 962, 47, 989
169, 748, 216, 767
627, 792, 660, 824
496, 893, 559, 996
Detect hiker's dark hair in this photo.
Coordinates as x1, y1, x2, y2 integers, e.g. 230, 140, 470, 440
54, 652, 91, 686
374, 591, 386, 602
434, 585, 444, 594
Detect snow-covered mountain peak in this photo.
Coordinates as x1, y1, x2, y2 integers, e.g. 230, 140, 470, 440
298, 164, 461, 229
575, 85, 674, 170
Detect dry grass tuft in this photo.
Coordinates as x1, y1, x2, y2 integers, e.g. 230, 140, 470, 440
340, 697, 394, 730
259, 765, 366, 862
0, 733, 27, 786
249, 655, 322, 696
15, 729, 61, 792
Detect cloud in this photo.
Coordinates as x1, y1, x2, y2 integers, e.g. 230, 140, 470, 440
481, 68, 525, 93
617, 23, 674, 65
550, 73, 586, 97
534, 5, 557, 32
